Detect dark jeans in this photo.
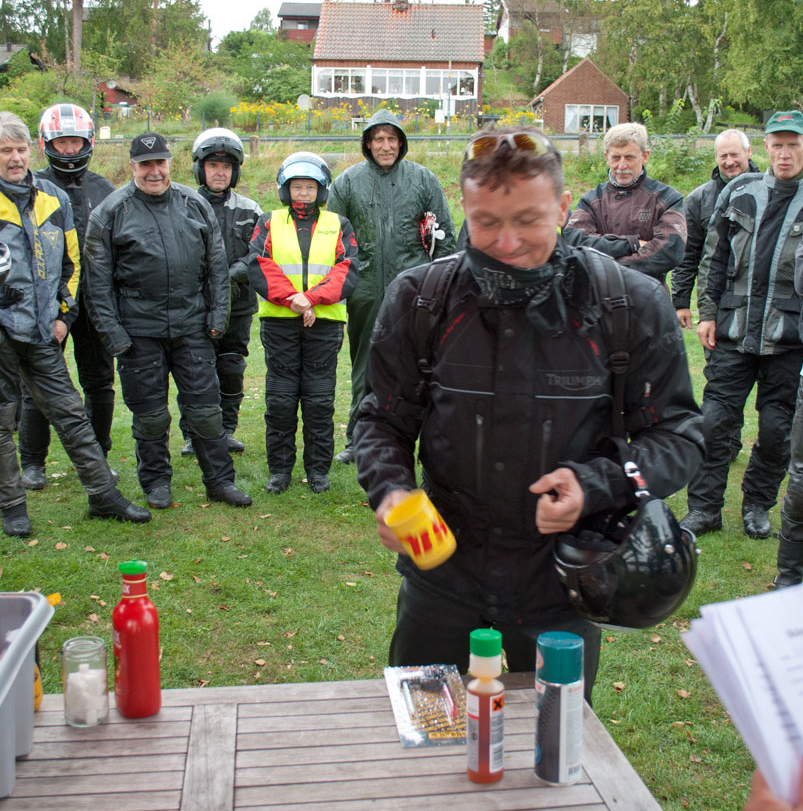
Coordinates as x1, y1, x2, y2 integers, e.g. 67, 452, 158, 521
117, 334, 234, 492
180, 312, 252, 437
389, 578, 601, 704
19, 303, 116, 465
260, 317, 343, 476
0, 329, 113, 509
687, 345, 803, 512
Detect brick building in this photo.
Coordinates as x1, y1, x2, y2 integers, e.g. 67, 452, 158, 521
312, 0, 485, 116
530, 57, 628, 135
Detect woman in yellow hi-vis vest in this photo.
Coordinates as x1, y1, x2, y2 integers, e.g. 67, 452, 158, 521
247, 152, 359, 494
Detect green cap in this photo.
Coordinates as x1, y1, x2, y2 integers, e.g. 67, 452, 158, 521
470, 628, 502, 657
118, 559, 148, 575
537, 631, 583, 684
765, 110, 803, 136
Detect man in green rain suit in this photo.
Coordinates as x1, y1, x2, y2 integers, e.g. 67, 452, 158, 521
328, 109, 456, 463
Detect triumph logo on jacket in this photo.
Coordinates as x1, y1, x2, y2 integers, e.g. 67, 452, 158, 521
545, 373, 604, 391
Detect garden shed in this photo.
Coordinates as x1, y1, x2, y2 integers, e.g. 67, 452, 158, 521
530, 57, 628, 135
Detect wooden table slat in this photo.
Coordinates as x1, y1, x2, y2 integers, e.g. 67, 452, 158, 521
0, 790, 181, 811
14, 753, 186, 778
180, 703, 236, 811
5, 770, 183, 798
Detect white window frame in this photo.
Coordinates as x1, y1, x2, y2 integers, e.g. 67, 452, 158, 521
564, 104, 619, 134
312, 65, 477, 100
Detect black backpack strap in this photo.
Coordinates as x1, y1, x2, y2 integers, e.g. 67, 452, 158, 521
582, 249, 631, 439
413, 254, 461, 392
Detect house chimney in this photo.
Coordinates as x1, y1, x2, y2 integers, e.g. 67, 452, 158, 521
393, 0, 410, 11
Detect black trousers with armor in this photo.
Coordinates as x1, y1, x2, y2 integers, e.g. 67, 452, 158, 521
179, 312, 252, 438
117, 334, 235, 494
686, 345, 803, 513
18, 303, 116, 465
389, 578, 601, 704
781, 373, 803, 541
260, 317, 343, 477
0, 329, 114, 510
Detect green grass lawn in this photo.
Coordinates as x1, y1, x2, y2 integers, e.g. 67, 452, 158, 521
1, 139, 778, 810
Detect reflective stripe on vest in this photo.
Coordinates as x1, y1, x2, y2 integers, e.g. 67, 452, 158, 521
258, 208, 346, 321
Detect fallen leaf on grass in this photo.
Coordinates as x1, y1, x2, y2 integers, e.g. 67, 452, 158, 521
609, 719, 620, 725
362, 570, 375, 577
605, 636, 615, 643
681, 799, 690, 807
191, 575, 200, 584
184, 485, 193, 492
319, 659, 329, 665
186, 608, 192, 614
265, 590, 278, 597
689, 754, 702, 763
254, 659, 265, 666
221, 536, 231, 542
685, 731, 697, 743
685, 659, 697, 667
741, 562, 753, 571
195, 679, 209, 688
99, 552, 110, 560
150, 582, 160, 591
676, 689, 691, 699
88, 613, 100, 624
283, 630, 297, 638
201, 503, 211, 508
219, 605, 229, 611
650, 635, 661, 644
256, 641, 271, 646
337, 635, 346, 642
84, 546, 96, 552
54, 542, 68, 550
61, 526, 71, 531
27, 539, 38, 547
283, 547, 294, 556
345, 581, 357, 587
612, 681, 626, 692
159, 571, 174, 581
258, 514, 272, 519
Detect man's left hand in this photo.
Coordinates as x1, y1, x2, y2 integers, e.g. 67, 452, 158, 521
530, 467, 584, 534
209, 328, 221, 338
53, 321, 68, 343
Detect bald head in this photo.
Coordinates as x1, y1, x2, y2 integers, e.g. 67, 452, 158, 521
714, 129, 752, 179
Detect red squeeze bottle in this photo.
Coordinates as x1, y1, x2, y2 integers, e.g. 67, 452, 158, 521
113, 559, 161, 718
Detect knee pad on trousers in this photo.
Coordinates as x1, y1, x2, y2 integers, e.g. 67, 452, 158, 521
133, 407, 172, 441
217, 352, 246, 379
182, 403, 223, 440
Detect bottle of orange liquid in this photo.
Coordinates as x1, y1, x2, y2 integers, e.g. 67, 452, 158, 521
466, 628, 504, 783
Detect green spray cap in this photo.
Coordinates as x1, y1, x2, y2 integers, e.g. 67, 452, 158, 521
118, 559, 148, 576
536, 631, 583, 684
470, 628, 502, 657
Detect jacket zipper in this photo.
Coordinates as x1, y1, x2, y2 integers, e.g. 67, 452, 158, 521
475, 413, 484, 491
540, 419, 552, 476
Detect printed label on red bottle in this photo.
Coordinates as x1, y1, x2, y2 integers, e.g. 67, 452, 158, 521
122, 575, 147, 598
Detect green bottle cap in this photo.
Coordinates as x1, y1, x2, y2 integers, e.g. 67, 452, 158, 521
537, 631, 583, 684
118, 559, 148, 576
470, 628, 502, 657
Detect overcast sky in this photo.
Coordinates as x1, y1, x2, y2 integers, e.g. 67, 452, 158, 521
198, 0, 283, 44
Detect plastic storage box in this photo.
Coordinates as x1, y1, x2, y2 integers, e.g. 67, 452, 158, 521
0, 592, 54, 798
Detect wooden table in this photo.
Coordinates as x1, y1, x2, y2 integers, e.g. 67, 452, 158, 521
3, 673, 660, 810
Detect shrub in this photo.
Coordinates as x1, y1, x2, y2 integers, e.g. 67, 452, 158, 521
193, 91, 238, 128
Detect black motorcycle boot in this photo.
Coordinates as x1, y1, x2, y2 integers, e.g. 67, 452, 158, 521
774, 535, 803, 588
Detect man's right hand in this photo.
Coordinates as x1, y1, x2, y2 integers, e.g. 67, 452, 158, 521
697, 319, 716, 350
375, 489, 412, 555
676, 308, 693, 328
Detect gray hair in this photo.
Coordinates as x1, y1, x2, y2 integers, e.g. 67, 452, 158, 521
604, 122, 649, 154
0, 111, 31, 145
714, 128, 750, 151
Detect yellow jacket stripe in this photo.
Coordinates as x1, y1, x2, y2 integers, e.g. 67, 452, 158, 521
258, 209, 346, 321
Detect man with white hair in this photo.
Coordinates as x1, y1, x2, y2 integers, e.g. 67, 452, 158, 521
568, 122, 687, 284
672, 129, 760, 328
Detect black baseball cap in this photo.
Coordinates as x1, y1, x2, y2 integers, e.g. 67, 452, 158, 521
130, 132, 172, 162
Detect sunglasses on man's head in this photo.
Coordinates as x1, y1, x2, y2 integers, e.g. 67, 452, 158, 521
464, 131, 556, 162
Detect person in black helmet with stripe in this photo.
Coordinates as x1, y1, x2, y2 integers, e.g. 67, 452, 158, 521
248, 151, 358, 495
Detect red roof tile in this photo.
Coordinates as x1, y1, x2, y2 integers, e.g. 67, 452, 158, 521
314, 1, 485, 63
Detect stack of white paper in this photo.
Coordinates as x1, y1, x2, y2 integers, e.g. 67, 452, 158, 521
684, 583, 803, 803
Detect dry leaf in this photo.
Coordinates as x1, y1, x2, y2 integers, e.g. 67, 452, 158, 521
319, 659, 329, 665
650, 635, 661, 644
256, 641, 271, 646
613, 681, 626, 692
671, 721, 685, 728
337, 635, 346, 642
201, 502, 211, 508
685, 731, 697, 743
90, 594, 100, 601
689, 754, 702, 763
150, 582, 160, 590
266, 590, 277, 597
219, 605, 229, 610
259, 513, 272, 519
283, 547, 294, 556
605, 636, 615, 643
681, 799, 690, 807
196, 679, 209, 687
685, 659, 697, 667
221, 536, 231, 542
609, 719, 620, 725
184, 485, 193, 491
54, 541, 68, 550
27, 539, 38, 547
254, 658, 266, 666
186, 608, 192, 614
61, 526, 71, 531
676, 689, 691, 699
159, 571, 174, 581
88, 613, 100, 624
283, 630, 297, 638
741, 562, 753, 571
191, 575, 200, 583
84, 545, 96, 552
99, 552, 110, 560
345, 581, 357, 587
98, 600, 106, 607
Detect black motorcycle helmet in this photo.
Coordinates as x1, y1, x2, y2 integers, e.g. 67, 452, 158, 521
554, 464, 698, 629
192, 127, 244, 189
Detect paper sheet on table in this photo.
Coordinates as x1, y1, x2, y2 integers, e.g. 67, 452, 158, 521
684, 584, 803, 804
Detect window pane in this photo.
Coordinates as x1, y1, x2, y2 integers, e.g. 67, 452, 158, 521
388, 70, 403, 94
351, 71, 365, 94
444, 73, 458, 94
334, 71, 348, 93
372, 69, 387, 95
316, 69, 332, 94
404, 70, 419, 95
458, 72, 474, 97
564, 104, 578, 133
607, 107, 619, 128
425, 70, 440, 95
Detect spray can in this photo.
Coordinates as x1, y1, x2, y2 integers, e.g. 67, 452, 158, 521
466, 628, 504, 783
534, 631, 583, 785
112, 560, 161, 718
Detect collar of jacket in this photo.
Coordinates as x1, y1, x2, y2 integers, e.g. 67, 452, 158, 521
766, 166, 803, 187
199, 185, 230, 205
607, 167, 647, 191
132, 179, 171, 205
0, 170, 35, 204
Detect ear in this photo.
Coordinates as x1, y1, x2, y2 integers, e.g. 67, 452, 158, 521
642, 149, 650, 164
558, 189, 571, 226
